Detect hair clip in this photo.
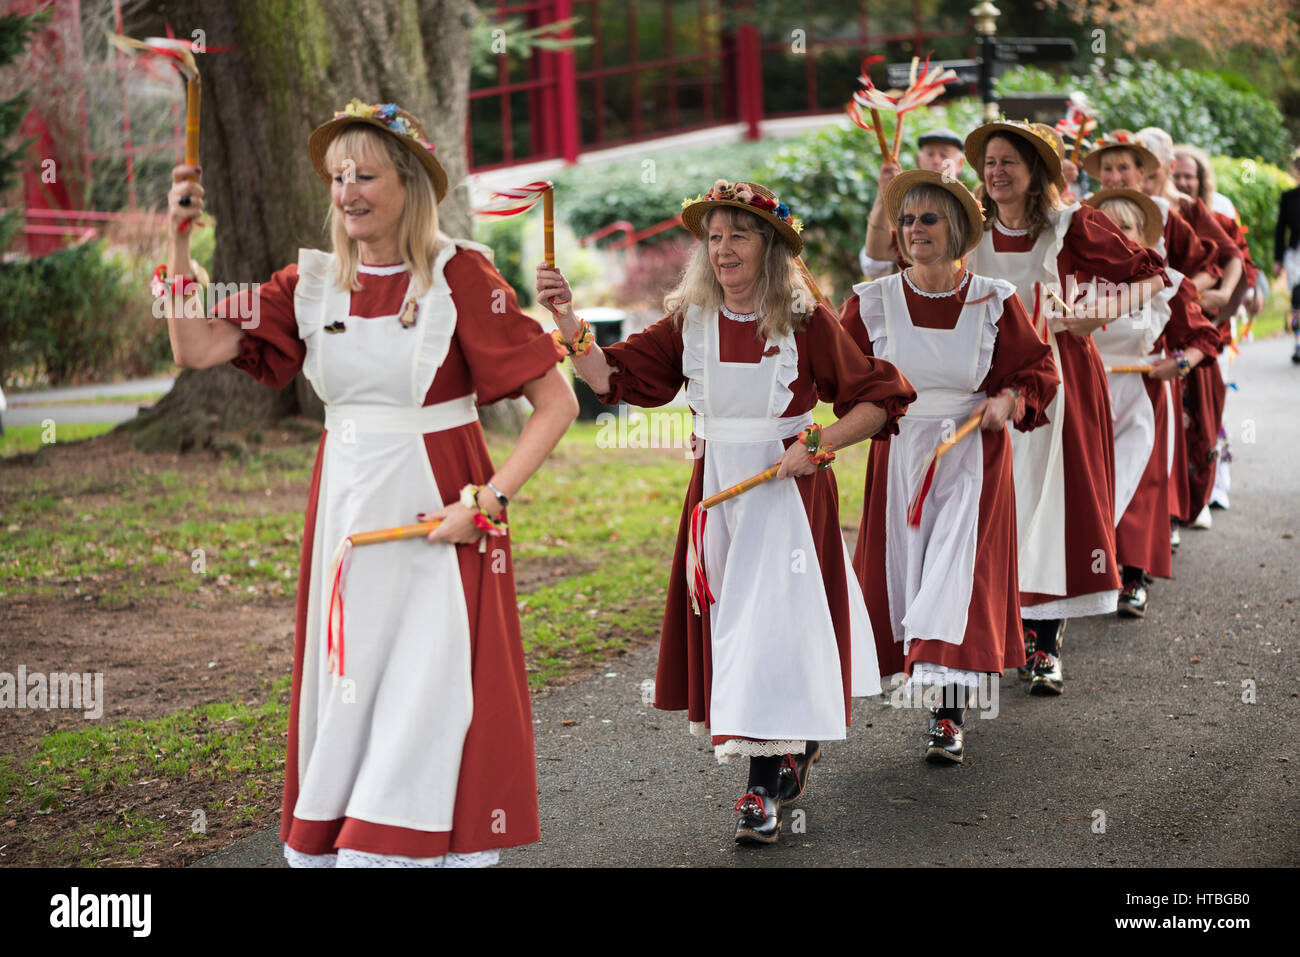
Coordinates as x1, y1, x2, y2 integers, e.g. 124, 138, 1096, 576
325, 320, 346, 334
399, 299, 418, 328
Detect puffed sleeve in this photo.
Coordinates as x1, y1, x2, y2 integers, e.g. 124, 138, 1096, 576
595, 315, 687, 407
1062, 204, 1168, 288
978, 293, 1059, 431
1184, 199, 1242, 269
444, 248, 562, 405
1159, 277, 1222, 359
805, 302, 914, 435
1164, 208, 1220, 281
218, 263, 305, 390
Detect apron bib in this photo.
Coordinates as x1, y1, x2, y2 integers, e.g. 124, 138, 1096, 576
291, 244, 484, 834
684, 306, 876, 744
873, 273, 989, 651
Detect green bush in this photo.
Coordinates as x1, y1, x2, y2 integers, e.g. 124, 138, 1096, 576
550, 138, 786, 247
0, 241, 164, 388
1212, 157, 1296, 268
478, 215, 531, 306
995, 62, 1290, 168
760, 101, 985, 302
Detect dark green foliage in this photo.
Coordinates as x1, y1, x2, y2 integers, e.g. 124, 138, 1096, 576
0, 241, 166, 387
550, 139, 785, 248
996, 62, 1290, 168
1212, 157, 1296, 268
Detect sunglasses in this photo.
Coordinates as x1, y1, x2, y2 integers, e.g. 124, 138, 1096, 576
898, 213, 946, 227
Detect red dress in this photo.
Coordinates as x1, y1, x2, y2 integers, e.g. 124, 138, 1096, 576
218, 247, 558, 858
1174, 197, 1238, 517
595, 303, 913, 754
840, 275, 1058, 678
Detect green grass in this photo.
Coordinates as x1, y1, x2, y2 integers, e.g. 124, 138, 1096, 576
5, 676, 290, 866
0, 422, 116, 458
1247, 291, 1293, 341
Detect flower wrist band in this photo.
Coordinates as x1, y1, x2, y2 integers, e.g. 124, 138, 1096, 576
1173, 350, 1192, 378
798, 423, 836, 469
151, 264, 199, 299
552, 319, 595, 358
458, 483, 508, 546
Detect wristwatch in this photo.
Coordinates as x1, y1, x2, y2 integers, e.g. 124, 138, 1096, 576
486, 481, 509, 508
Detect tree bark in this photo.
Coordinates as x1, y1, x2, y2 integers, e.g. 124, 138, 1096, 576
127, 0, 482, 452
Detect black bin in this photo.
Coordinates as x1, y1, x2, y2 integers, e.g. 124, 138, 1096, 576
572, 308, 627, 420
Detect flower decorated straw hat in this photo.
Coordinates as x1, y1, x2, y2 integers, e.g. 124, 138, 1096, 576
309, 99, 448, 201
1084, 187, 1164, 248
883, 169, 986, 257
964, 119, 1067, 192
680, 180, 804, 254
1080, 130, 1160, 181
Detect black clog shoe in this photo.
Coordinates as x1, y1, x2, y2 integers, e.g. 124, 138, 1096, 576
777, 741, 821, 807
733, 787, 781, 845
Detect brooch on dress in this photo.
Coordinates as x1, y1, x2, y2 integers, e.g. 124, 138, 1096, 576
399, 299, 419, 328
324, 320, 346, 334
762, 345, 781, 357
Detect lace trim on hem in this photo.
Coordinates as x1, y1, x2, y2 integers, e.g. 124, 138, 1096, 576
713, 738, 806, 763
283, 845, 500, 869
688, 720, 709, 736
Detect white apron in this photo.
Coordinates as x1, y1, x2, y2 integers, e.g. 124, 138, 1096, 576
968, 212, 1076, 597
290, 243, 488, 835
852, 273, 1009, 657
682, 305, 878, 748
1094, 268, 1178, 521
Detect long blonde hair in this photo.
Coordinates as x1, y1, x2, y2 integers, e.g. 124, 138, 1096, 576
664, 206, 814, 341
975, 132, 1062, 241
324, 126, 450, 295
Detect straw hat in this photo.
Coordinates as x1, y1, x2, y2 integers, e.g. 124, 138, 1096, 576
1032, 123, 1066, 160
1084, 187, 1163, 249
680, 180, 803, 254
1080, 130, 1159, 181
964, 119, 1066, 192
309, 99, 448, 201
883, 169, 985, 257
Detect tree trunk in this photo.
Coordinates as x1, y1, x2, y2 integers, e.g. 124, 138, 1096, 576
128, 0, 482, 453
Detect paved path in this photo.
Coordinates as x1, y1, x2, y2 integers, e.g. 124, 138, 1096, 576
194, 337, 1299, 868
2, 376, 175, 427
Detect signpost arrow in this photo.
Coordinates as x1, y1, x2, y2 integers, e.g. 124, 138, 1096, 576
886, 58, 981, 89
991, 37, 1077, 64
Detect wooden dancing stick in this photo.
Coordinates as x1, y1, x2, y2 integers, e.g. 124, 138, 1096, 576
544, 185, 556, 267
906, 412, 984, 528
1105, 365, 1154, 374
700, 464, 781, 510
346, 520, 443, 547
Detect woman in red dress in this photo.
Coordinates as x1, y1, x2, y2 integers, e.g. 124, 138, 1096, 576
963, 121, 1166, 694
1082, 131, 1224, 537
1084, 188, 1221, 616
537, 180, 913, 844
160, 100, 577, 867
840, 170, 1058, 761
